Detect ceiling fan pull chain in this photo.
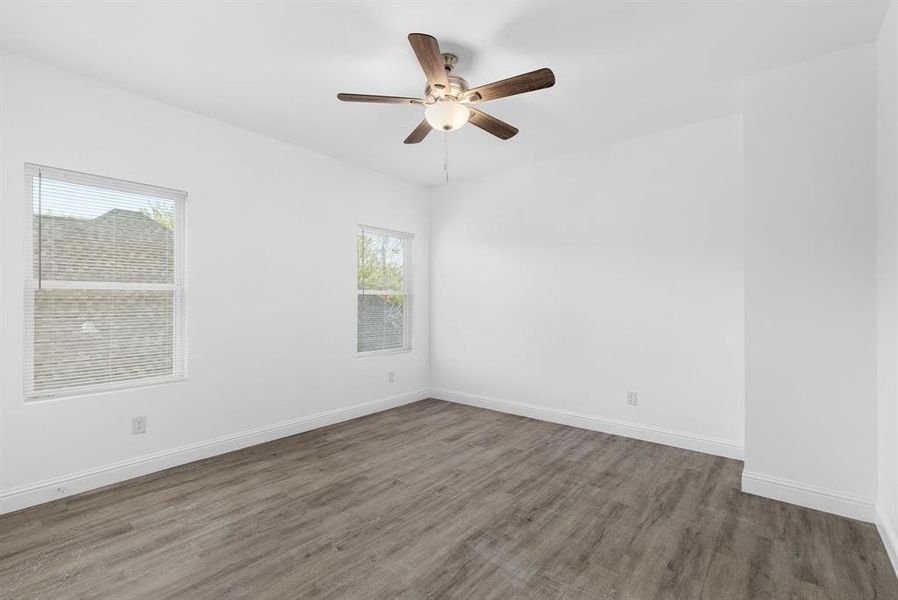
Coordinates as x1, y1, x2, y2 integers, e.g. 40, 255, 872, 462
444, 132, 449, 184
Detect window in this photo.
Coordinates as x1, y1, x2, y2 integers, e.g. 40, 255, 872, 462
357, 226, 412, 354
24, 164, 187, 399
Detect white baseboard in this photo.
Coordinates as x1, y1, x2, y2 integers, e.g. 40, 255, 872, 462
0, 388, 429, 515
430, 388, 744, 460
741, 470, 876, 522
878, 506, 898, 578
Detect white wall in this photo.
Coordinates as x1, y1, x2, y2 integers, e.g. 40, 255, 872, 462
743, 43, 878, 520
877, 0, 898, 570
0, 53, 431, 512
430, 115, 745, 457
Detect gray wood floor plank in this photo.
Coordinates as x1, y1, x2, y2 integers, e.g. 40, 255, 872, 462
0, 399, 895, 599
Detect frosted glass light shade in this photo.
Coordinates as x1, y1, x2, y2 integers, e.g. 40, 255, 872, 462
424, 99, 470, 131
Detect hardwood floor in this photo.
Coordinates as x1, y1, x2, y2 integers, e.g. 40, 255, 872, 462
1, 399, 895, 599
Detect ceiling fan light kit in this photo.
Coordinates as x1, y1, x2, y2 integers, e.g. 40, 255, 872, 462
425, 98, 470, 131
338, 33, 555, 144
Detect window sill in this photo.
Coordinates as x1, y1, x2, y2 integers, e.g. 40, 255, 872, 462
357, 348, 413, 359
25, 376, 188, 403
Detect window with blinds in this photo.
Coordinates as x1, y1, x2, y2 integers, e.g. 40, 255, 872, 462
24, 164, 187, 399
357, 226, 412, 354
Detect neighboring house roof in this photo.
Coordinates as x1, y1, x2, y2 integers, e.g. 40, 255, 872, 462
34, 209, 174, 283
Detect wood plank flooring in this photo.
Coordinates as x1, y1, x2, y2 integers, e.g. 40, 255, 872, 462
1, 399, 896, 599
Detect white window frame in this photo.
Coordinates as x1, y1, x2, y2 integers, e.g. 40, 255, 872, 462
357, 225, 413, 357
23, 164, 188, 400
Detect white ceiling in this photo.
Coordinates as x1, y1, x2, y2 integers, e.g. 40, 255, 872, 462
0, 1, 889, 187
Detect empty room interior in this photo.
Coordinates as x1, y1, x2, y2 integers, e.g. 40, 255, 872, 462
2, 0, 898, 598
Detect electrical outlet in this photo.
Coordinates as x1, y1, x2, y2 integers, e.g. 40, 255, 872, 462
132, 416, 147, 435
388, 371, 396, 383
626, 391, 638, 406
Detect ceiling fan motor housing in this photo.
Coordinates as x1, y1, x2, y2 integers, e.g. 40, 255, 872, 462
425, 73, 469, 101
424, 53, 468, 102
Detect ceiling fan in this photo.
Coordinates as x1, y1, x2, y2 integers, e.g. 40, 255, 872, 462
338, 33, 555, 144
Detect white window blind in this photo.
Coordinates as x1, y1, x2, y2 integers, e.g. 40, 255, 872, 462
357, 226, 412, 354
24, 164, 187, 399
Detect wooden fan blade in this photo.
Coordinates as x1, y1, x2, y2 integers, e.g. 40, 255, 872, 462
408, 33, 449, 92
467, 108, 518, 140
464, 68, 555, 103
404, 120, 432, 144
337, 93, 424, 105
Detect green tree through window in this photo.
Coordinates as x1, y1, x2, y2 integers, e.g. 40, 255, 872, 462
357, 228, 410, 353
